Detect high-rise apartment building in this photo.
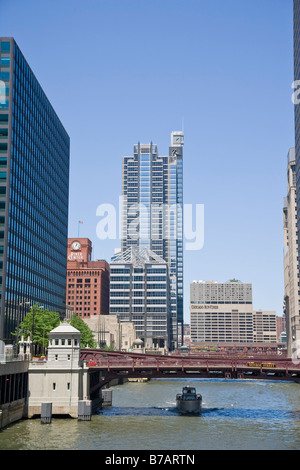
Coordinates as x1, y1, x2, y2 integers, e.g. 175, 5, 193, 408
66, 238, 110, 318
252, 310, 277, 344
190, 280, 277, 344
190, 280, 253, 343
0, 38, 70, 341
121, 132, 183, 349
283, 148, 300, 356
110, 247, 170, 350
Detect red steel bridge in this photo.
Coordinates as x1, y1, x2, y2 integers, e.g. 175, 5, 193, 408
80, 350, 300, 399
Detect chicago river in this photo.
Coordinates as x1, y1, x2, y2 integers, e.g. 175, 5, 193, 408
1, 378, 300, 450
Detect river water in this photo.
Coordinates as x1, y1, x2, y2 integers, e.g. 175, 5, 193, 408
1, 378, 300, 450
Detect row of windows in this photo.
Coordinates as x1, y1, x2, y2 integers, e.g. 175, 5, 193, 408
50, 338, 78, 346
110, 298, 167, 305
67, 271, 103, 277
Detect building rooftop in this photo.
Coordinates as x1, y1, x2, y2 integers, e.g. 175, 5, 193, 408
111, 247, 167, 267
50, 322, 80, 335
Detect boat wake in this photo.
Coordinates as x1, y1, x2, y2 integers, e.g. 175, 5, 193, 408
97, 406, 178, 416
97, 405, 208, 417
97, 405, 297, 420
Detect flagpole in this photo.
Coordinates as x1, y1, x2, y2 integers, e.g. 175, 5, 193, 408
78, 220, 83, 238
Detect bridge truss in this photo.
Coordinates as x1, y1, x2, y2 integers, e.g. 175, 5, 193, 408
80, 350, 300, 399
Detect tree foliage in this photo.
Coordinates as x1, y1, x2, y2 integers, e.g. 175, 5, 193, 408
15, 305, 96, 352
68, 315, 96, 348
16, 304, 60, 352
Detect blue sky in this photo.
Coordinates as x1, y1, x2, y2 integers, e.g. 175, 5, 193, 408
0, 0, 294, 322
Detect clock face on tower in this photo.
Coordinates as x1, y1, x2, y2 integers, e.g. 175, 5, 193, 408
173, 134, 183, 145
72, 241, 81, 250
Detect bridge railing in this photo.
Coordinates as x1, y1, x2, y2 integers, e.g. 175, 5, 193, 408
85, 355, 300, 373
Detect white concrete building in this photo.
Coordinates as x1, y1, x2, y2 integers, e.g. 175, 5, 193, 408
190, 280, 277, 344
83, 314, 136, 351
190, 280, 253, 343
27, 322, 90, 419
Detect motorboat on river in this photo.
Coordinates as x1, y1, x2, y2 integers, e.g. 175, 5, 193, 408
176, 386, 202, 414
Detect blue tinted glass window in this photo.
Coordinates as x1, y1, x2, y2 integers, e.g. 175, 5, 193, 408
0, 71, 9, 81
0, 114, 8, 123
1, 42, 10, 52
0, 100, 9, 109
0, 57, 10, 67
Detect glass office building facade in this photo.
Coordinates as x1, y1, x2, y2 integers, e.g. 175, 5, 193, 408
0, 38, 70, 341
121, 132, 183, 349
110, 247, 170, 349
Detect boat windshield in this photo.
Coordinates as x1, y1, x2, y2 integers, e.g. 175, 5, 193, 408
183, 387, 196, 395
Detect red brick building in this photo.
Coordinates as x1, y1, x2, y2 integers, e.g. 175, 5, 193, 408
66, 238, 110, 318
276, 315, 286, 342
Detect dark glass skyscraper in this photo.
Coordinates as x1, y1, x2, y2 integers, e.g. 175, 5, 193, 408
121, 132, 183, 349
0, 38, 70, 341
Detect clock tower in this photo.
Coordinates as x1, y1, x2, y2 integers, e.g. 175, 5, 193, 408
67, 238, 92, 263
66, 237, 110, 318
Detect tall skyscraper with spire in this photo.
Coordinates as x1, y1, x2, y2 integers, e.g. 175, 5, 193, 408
121, 131, 184, 349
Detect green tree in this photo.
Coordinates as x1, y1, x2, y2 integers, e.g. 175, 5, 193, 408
16, 304, 60, 354
101, 343, 115, 351
68, 315, 96, 348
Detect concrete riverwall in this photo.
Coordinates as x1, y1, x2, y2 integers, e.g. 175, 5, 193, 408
0, 360, 29, 429
0, 398, 26, 429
